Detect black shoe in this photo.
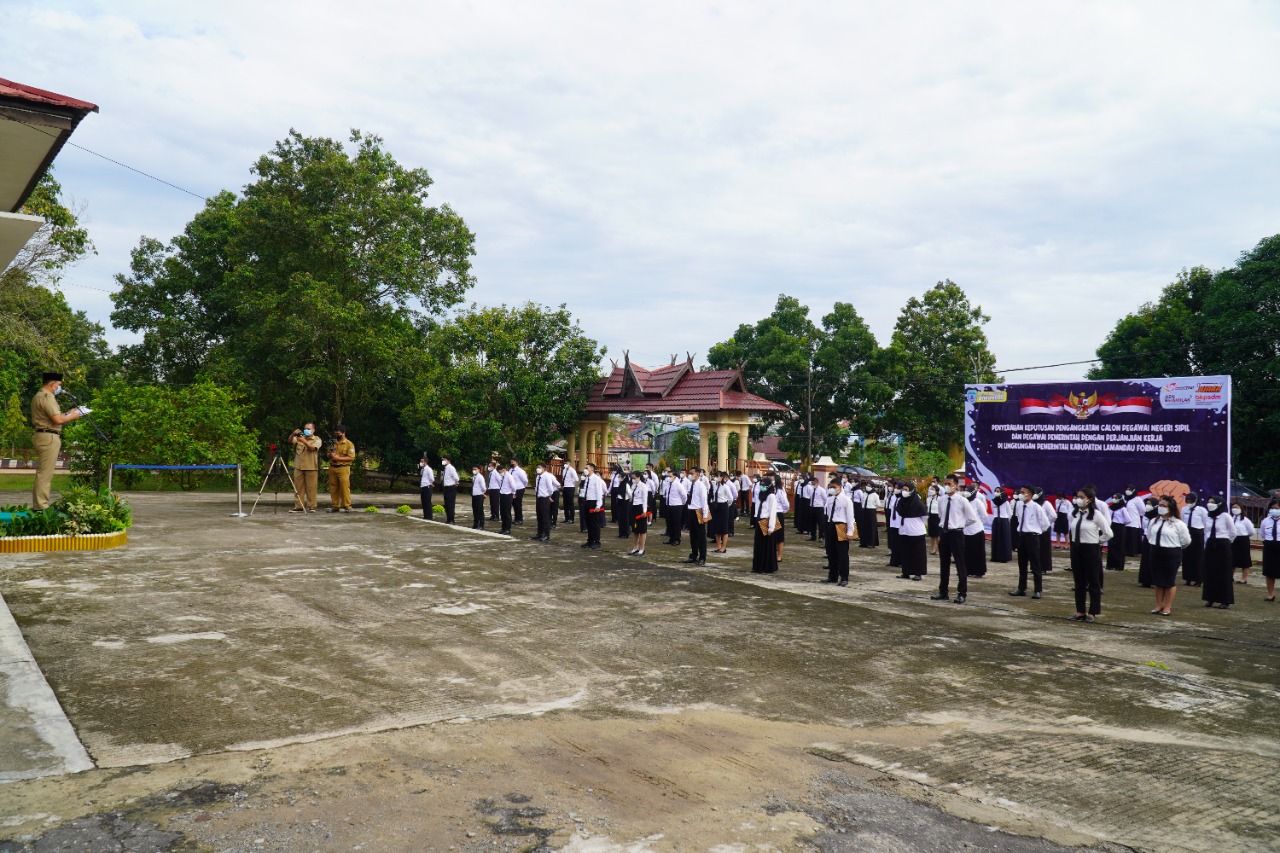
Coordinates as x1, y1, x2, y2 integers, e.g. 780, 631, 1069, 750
930, 593, 949, 600
1009, 590, 1027, 597
911, 575, 921, 581
696, 560, 705, 566
954, 595, 966, 604
580, 542, 591, 548
681, 558, 697, 564
327, 508, 341, 513
898, 574, 910, 579
838, 580, 848, 587
1031, 592, 1041, 600
529, 535, 542, 540
821, 579, 835, 584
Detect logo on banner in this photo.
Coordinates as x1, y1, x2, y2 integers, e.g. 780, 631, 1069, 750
966, 389, 1007, 404
1161, 380, 1224, 410
1019, 391, 1153, 418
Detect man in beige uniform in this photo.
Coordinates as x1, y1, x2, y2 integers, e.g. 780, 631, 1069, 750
29, 371, 89, 509
289, 423, 322, 512
326, 424, 355, 512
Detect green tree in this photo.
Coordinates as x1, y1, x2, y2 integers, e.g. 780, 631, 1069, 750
881, 280, 999, 451
1091, 235, 1280, 486
661, 427, 701, 469
706, 295, 884, 464
0, 170, 111, 402
0, 392, 31, 457
404, 303, 604, 467
68, 381, 261, 490
110, 129, 477, 451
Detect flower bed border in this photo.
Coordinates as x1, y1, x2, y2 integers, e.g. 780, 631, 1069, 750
0, 531, 128, 553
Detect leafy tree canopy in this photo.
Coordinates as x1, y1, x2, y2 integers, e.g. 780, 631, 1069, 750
881, 280, 999, 451
405, 302, 604, 467
110, 129, 477, 449
706, 294, 884, 463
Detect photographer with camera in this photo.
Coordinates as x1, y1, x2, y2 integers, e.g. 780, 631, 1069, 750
326, 424, 355, 513
288, 423, 322, 513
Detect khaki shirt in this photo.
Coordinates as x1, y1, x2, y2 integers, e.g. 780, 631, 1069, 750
329, 438, 356, 466
293, 435, 322, 471
30, 390, 61, 432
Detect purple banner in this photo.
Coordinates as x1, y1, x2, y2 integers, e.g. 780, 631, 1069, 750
964, 376, 1231, 502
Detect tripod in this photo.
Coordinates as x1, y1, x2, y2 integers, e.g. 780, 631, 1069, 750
250, 451, 300, 516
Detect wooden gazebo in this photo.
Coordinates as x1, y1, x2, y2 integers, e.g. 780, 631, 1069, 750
570, 354, 789, 472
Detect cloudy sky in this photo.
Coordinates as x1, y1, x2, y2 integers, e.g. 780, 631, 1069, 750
4, 0, 1279, 382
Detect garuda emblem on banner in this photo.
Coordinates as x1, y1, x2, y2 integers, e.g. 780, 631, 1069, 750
1068, 391, 1099, 420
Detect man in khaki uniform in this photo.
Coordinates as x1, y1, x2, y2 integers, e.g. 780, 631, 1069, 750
289, 422, 322, 512
29, 371, 89, 509
326, 424, 355, 512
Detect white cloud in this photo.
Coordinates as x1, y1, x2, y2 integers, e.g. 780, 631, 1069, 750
4, 0, 1279, 380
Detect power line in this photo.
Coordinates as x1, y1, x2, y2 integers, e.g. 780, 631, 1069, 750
1, 113, 210, 201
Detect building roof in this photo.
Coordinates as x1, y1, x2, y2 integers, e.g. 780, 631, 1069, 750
585, 354, 790, 415
751, 436, 790, 461
0, 77, 99, 215
608, 433, 650, 451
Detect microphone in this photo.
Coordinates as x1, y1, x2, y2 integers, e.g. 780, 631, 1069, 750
58, 388, 80, 403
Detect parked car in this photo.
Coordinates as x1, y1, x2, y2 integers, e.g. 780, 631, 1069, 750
770, 461, 797, 473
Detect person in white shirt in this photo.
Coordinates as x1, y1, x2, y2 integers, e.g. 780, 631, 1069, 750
1053, 493, 1071, 544
440, 456, 459, 524
737, 472, 753, 517
1123, 486, 1146, 557
497, 463, 516, 535
1181, 492, 1209, 586
932, 475, 979, 604
645, 464, 661, 521
885, 485, 902, 567
486, 462, 503, 522
581, 463, 607, 550
990, 488, 1014, 563
808, 478, 828, 542
1201, 496, 1236, 608
725, 472, 740, 537
860, 483, 881, 550
683, 469, 710, 565
418, 457, 436, 520
751, 479, 780, 574
1036, 490, 1056, 573
1148, 496, 1192, 615
470, 464, 488, 530
895, 484, 928, 582
1137, 496, 1158, 587
665, 472, 689, 546
1067, 486, 1114, 622
772, 476, 789, 563
1230, 502, 1255, 585
560, 461, 579, 524
508, 459, 528, 526
926, 483, 942, 555
532, 462, 560, 542
824, 480, 856, 586
711, 471, 736, 554
1260, 499, 1280, 602
628, 470, 650, 556
576, 464, 590, 533
1011, 485, 1048, 598
963, 484, 988, 579
1105, 494, 1128, 572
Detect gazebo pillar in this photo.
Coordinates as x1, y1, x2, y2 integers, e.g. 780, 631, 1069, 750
575, 416, 610, 471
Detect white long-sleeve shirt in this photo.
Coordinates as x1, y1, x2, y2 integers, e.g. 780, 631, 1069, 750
535, 470, 559, 498
1147, 515, 1192, 549
667, 479, 688, 506
441, 464, 458, 487
1124, 495, 1146, 529
1260, 515, 1280, 542
583, 473, 606, 503
936, 492, 979, 531
1068, 507, 1114, 544
1233, 515, 1255, 539
487, 469, 503, 491
755, 493, 779, 532
831, 492, 855, 526
561, 465, 579, 489
1182, 504, 1209, 530
687, 479, 709, 512
1205, 512, 1236, 542
419, 464, 435, 488
1014, 498, 1048, 534
471, 473, 486, 496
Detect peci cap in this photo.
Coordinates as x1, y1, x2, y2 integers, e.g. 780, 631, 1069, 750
333, 424, 347, 433
42, 371, 63, 384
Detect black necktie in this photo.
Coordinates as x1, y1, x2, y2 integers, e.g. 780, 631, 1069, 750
944, 497, 952, 528
1209, 514, 1217, 541
1073, 514, 1082, 543
1156, 519, 1165, 546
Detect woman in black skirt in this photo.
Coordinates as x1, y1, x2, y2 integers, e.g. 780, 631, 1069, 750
1229, 502, 1255, 585
1181, 492, 1207, 585
710, 471, 734, 554
1147, 496, 1191, 615
1104, 494, 1127, 572
926, 483, 942, 555
1261, 499, 1280, 602
1137, 497, 1157, 588
963, 485, 988, 578
1067, 486, 1113, 621
895, 484, 928, 581
1201, 496, 1236, 608
751, 481, 779, 574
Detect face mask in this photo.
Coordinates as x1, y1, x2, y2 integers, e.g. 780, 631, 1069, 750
1231, 507, 1241, 516
901, 488, 912, 498
1033, 492, 1043, 500
54, 384, 63, 395
302, 429, 312, 436
944, 485, 955, 495
1157, 506, 1169, 516
1125, 490, 1135, 497
1207, 502, 1219, 512
865, 486, 872, 493
827, 487, 837, 497
1074, 497, 1086, 508
536, 468, 544, 475
473, 471, 481, 478
1270, 509, 1280, 518
1017, 494, 1027, 503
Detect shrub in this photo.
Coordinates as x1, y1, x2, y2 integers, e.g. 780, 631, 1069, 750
0, 489, 133, 537
432, 504, 445, 516
364, 506, 379, 513
395, 505, 412, 515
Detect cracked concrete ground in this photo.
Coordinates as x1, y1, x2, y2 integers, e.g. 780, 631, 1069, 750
1, 491, 1277, 852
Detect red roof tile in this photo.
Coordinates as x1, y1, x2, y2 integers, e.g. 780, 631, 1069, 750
585, 359, 789, 415
0, 78, 98, 113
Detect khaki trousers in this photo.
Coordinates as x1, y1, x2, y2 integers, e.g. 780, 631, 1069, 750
329, 466, 352, 508
293, 469, 318, 510
32, 432, 61, 510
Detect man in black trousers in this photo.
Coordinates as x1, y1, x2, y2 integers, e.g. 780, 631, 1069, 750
931, 474, 978, 604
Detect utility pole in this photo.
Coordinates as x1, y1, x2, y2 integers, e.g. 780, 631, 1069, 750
806, 357, 813, 471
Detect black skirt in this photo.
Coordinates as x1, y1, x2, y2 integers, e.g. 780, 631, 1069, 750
752, 524, 778, 573
772, 512, 786, 543
710, 502, 730, 536
990, 517, 1012, 563
927, 513, 940, 537
1263, 540, 1280, 579
965, 531, 987, 577
1183, 527, 1204, 583
1231, 534, 1252, 569
1054, 511, 1069, 535
1201, 538, 1234, 605
900, 534, 928, 575
631, 508, 649, 534
1151, 545, 1182, 588
1137, 535, 1153, 586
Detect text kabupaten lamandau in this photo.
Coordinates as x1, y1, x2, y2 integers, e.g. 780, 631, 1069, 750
990, 423, 1191, 453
